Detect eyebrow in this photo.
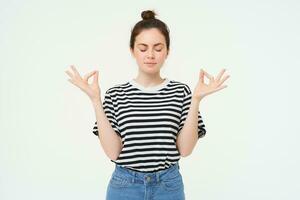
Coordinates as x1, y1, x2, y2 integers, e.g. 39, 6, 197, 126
137, 43, 164, 47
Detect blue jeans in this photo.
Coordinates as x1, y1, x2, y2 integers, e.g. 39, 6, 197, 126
106, 162, 185, 200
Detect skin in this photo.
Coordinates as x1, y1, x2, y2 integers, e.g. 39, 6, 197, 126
130, 28, 169, 86
129, 28, 230, 100
65, 27, 230, 158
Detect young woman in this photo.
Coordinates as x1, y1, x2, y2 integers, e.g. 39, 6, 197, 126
65, 10, 230, 200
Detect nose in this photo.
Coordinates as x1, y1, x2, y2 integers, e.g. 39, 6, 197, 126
146, 50, 155, 58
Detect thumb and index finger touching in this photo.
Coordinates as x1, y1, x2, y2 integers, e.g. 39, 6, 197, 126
65, 65, 99, 82
198, 68, 213, 83
199, 68, 230, 83
83, 70, 98, 82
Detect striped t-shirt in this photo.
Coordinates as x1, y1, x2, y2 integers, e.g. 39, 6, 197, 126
92, 77, 206, 172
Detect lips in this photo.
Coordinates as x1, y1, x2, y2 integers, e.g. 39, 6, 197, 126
144, 63, 157, 64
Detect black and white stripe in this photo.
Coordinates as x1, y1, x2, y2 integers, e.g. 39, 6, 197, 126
92, 78, 206, 172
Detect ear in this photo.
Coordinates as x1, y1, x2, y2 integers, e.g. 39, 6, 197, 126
130, 48, 135, 58
166, 50, 169, 58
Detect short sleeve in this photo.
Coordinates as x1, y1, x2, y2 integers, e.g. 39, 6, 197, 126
92, 90, 121, 137
178, 84, 206, 139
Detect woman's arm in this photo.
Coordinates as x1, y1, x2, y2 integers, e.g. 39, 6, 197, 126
176, 96, 201, 157
92, 99, 123, 161
65, 65, 122, 161
177, 68, 230, 157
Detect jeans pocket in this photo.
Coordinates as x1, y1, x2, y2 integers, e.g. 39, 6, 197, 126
109, 174, 132, 188
161, 173, 184, 192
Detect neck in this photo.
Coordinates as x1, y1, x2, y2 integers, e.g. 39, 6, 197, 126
134, 72, 165, 88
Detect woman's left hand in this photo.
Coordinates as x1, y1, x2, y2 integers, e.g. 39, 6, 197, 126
192, 68, 230, 101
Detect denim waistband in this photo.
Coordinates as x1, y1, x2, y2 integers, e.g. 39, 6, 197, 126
113, 163, 180, 184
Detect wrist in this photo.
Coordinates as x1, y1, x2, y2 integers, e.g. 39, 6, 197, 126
192, 95, 203, 102
91, 98, 102, 107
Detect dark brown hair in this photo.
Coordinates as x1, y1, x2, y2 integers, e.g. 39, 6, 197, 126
130, 10, 170, 52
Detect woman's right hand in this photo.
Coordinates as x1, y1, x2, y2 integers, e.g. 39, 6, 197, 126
65, 65, 101, 102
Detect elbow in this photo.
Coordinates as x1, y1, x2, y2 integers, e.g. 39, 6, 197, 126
103, 145, 121, 161
180, 150, 192, 157
108, 153, 120, 161
110, 156, 118, 161
107, 145, 123, 161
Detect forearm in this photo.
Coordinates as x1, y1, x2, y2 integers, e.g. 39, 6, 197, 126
92, 99, 123, 161
176, 96, 202, 157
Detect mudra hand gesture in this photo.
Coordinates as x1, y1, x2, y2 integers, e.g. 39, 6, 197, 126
65, 65, 100, 102
193, 68, 230, 100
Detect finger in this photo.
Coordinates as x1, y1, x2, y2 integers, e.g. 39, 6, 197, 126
83, 70, 97, 81
70, 65, 81, 77
202, 69, 213, 81
218, 75, 230, 86
216, 68, 226, 82
93, 71, 99, 82
199, 69, 204, 83
65, 70, 73, 78
67, 79, 75, 85
218, 85, 228, 90
68, 78, 84, 90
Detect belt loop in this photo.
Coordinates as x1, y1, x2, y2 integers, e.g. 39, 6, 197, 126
156, 172, 160, 182
132, 171, 136, 183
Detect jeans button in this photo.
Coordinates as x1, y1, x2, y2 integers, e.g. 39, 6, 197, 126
146, 176, 151, 182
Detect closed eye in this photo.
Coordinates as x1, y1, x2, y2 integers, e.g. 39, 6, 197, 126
140, 49, 162, 52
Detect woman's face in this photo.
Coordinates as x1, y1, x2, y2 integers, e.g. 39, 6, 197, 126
130, 28, 169, 75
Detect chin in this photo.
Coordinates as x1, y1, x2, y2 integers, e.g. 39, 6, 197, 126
141, 68, 160, 74
138, 63, 162, 72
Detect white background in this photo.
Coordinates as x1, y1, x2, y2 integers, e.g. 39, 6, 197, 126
1, 0, 299, 199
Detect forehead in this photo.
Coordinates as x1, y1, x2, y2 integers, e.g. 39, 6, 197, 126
135, 28, 166, 46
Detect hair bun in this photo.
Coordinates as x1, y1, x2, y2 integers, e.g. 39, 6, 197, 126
141, 10, 156, 20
